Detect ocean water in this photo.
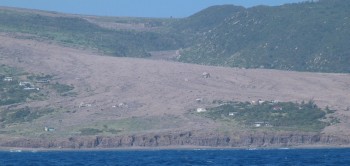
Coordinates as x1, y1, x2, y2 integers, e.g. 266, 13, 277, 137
0, 148, 350, 166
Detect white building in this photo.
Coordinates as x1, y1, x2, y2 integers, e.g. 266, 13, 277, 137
3, 77, 13, 81
196, 108, 207, 113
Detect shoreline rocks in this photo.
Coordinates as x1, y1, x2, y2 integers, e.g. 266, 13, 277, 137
1, 131, 350, 149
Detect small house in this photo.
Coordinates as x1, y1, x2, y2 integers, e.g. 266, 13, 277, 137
254, 123, 262, 127
196, 98, 203, 103
36, 79, 50, 84
273, 106, 283, 111
254, 122, 271, 127
258, 99, 265, 105
3, 77, 13, 82
270, 100, 279, 104
44, 127, 55, 132
196, 108, 207, 113
19, 82, 32, 87
23, 87, 39, 91
118, 102, 128, 108
229, 112, 236, 116
79, 102, 92, 108
202, 72, 210, 78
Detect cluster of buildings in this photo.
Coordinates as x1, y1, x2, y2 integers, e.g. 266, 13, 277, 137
2, 76, 50, 91
194, 97, 284, 128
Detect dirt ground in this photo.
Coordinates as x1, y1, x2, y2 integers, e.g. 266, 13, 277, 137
1, 33, 350, 135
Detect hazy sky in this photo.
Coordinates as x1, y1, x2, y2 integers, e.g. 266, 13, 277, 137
0, 0, 307, 18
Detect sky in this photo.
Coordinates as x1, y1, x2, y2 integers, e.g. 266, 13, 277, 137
0, 0, 307, 18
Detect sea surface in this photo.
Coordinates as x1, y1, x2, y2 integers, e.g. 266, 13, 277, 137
0, 148, 350, 166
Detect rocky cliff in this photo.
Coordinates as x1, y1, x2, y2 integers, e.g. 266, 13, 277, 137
1, 131, 350, 149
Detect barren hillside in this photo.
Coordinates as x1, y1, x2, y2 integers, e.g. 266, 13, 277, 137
1, 32, 350, 148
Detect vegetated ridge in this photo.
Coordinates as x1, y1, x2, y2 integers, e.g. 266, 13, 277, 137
0, 6, 183, 57
177, 0, 350, 73
0, 0, 350, 73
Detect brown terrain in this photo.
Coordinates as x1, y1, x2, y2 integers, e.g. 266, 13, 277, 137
1, 32, 350, 149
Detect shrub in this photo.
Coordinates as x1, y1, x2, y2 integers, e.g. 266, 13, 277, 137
80, 128, 103, 135
0, 107, 54, 124
50, 82, 74, 94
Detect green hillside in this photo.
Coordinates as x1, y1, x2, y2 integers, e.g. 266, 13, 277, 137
0, 0, 349, 73
178, 0, 350, 73
0, 8, 183, 57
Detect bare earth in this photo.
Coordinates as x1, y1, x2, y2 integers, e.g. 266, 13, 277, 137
1, 32, 350, 139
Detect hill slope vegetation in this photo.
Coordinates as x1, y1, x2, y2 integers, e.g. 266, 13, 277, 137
0, 7, 183, 57
177, 0, 350, 73
0, 0, 349, 73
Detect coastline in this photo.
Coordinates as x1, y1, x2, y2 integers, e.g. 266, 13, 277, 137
1, 131, 350, 152
2, 144, 350, 152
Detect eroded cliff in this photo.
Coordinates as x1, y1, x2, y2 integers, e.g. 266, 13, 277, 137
1, 131, 350, 149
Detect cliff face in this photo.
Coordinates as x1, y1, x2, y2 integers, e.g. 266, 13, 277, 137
1, 131, 350, 149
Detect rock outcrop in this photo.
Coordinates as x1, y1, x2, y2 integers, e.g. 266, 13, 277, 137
1, 131, 350, 149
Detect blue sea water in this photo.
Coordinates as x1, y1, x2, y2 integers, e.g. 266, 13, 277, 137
0, 148, 350, 166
